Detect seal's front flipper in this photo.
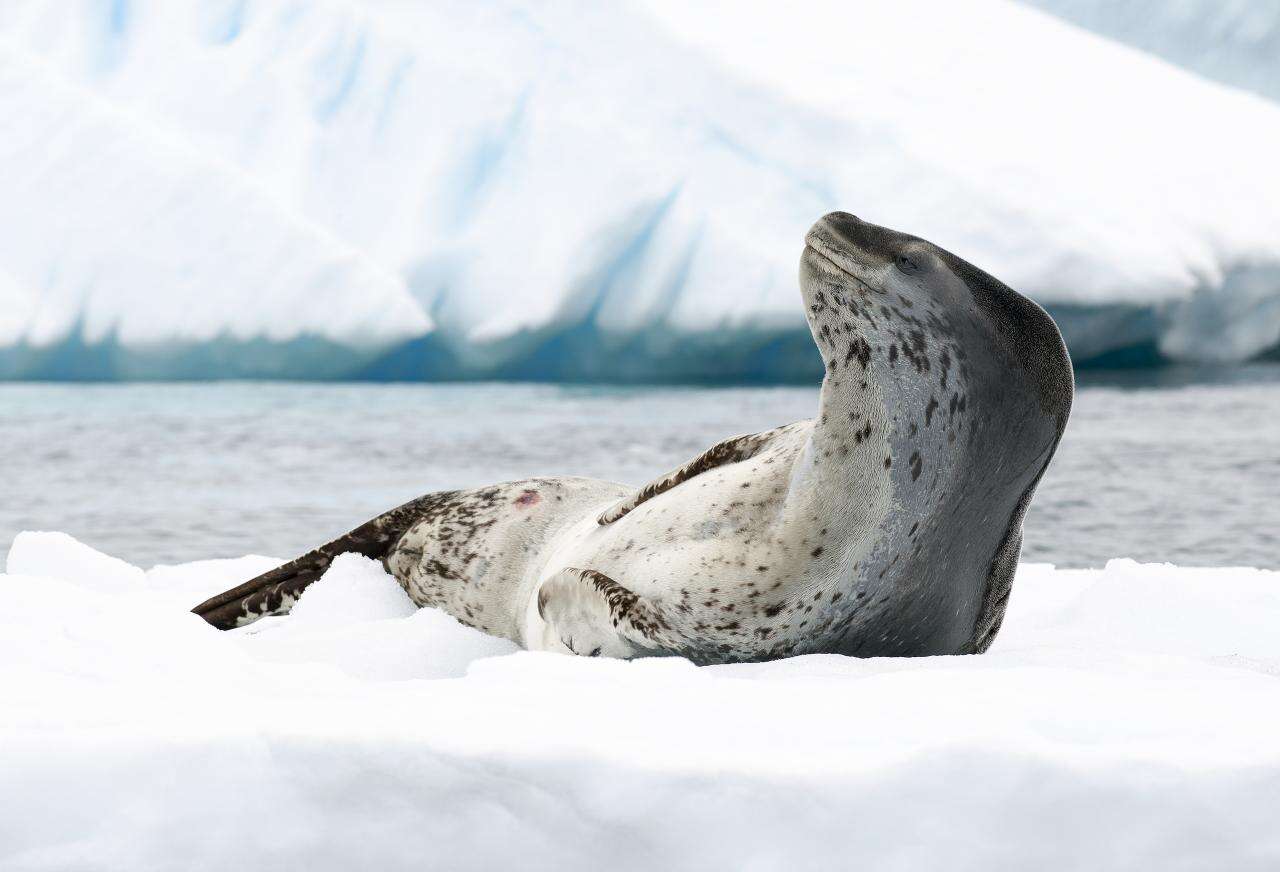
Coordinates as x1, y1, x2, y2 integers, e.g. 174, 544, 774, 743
597, 426, 791, 525
191, 492, 451, 630
535, 568, 673, 658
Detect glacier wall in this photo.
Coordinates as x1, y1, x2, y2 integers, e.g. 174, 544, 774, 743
1024, 0, 1280, 104
2, 0, 1280, 380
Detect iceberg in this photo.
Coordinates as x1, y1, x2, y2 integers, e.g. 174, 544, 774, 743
0, 41, 428, 377
1024, 0, 1280, 104
2, 0, 1280, 379
3, 531, 1280, 868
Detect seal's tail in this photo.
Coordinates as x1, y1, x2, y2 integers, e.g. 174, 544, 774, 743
191, 493, 440, 630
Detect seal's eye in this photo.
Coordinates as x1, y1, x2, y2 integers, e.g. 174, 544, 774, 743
896, 253, 921, 275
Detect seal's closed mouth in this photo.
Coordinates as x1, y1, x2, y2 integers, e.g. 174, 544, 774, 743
804, 240, 877, 296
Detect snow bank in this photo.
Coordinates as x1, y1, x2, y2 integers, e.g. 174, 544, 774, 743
3, 532, 1279, 870
2, 0, 1280, 375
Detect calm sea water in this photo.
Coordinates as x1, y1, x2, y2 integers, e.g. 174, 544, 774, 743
2, 374, 1278, 569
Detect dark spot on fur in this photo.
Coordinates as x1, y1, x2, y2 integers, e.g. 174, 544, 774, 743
845, 337, 873, 369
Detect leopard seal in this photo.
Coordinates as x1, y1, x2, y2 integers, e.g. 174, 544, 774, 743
193, 212, 1073, 662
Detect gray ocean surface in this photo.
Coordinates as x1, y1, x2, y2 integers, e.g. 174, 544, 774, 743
2, 375, 1278, 570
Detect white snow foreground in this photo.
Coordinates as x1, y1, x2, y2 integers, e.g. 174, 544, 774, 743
3, 531, 1279, 870
2, 0, 1280, 372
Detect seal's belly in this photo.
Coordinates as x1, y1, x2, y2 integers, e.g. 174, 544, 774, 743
385, 477, 628, 639
541, 454, 861, 660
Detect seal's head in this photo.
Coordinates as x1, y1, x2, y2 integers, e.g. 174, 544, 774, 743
799, 211, 1073, 655
801, 211, 1071, 430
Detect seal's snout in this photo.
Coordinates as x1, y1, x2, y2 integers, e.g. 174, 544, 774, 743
806, 211, 861, 249
809, 211, 903, 260
817, 210, 863, 232
803, 211, 904, 290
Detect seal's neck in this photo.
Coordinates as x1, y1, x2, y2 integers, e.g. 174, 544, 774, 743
782, 363, 902, 568
789, 289, 981, 599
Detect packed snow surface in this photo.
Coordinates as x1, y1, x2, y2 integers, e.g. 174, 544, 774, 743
2, 0, 1280, 374
4, 530, 1280, 870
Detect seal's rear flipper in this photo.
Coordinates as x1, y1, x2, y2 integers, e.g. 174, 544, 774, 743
192, 492, 450, 630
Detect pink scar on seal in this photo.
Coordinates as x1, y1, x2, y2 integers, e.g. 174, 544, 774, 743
515, 490, 540, 507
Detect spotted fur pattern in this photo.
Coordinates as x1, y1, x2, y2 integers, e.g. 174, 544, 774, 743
194, 212, 1071, 664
